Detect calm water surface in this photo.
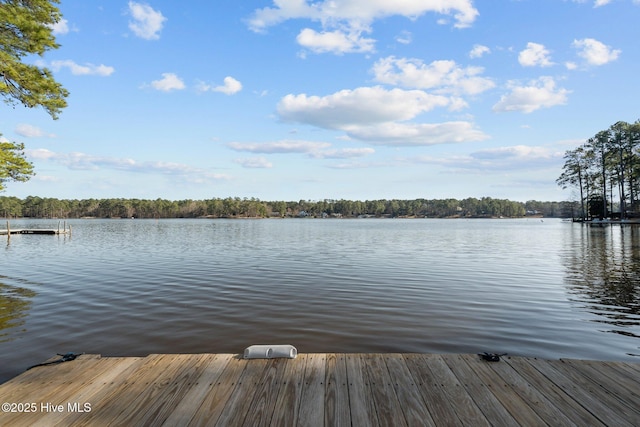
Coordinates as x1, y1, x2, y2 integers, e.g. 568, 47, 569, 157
1, 218, 639, 382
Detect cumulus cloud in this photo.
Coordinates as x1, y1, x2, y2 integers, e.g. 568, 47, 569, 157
469, 44, 490, 59
276, 86, 489, 145
493, 77, 569, 113
48, 18, 70, 35
50, 60, 115, 76
518, 42, 554, 67
15, 124, 55, 138
128, 1, 166, 40
249, 0, 478, 30
296, 28, 375, 54
26, 149, 229, 181
572, 38, 620, 65
372, 56, 495, 95
234, 157, 273, 168
278, 86, 451, 128
248, 0, 478, 53
198, 77, 243, 95
149, 73, 185, 92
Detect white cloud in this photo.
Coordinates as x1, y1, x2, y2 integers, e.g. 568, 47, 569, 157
278, 86, 452, 129
518, 42, 554, 67
493, 77, 570, 113
277, 86, 489, 146
345, 121, 489, 146
25, 149, 229, 180
573, 38, 620, 65
216, 77, 243, 95
248, 0, 478, 53
469, 44, 490, 59
48, 18, 70, 35
227, 140, 375, 159
296, 28, 375, 54
412, 145, 563, 171
310, 147, 375, 159
15, 124, 55, 138
234, 157, 273, 168
396, 31, 412, 45
198, 77, 243, 95
128, 1, 166, 40
150, 73, 185, 92
50, 60, 115, 76
372, 56, 495, 95
565, 61, 578, 70
249, 0, 478, 30
594, 0, 612, 6
227, 140, 332, 154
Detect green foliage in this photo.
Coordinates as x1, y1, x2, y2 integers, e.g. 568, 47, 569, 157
557, 119, 640, 219
0, 196, 556, 219
0, 0, 69, 118
0, 138, 34, 191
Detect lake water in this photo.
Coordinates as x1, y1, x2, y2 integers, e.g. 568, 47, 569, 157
1, 218, 639, 382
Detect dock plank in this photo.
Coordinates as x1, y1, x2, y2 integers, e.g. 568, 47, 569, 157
270, 353, 308, 426
524, 357, 637, 427
86, 354, 201, 426
560, 359, 640, 403
460, 355, 547, 426
547, 359, 640, 421
31, 357, 145, 427
188, 355, 248, 426
426, 354, 492, 427
402, 354, 463, 425
241, 358, 288, 427
1, 353, 639, 427
443, 354, 520, 427
345, 354, 379, 426
362, 353, 407, 427
383, 354, 436, 427
503, 357, 606, 427
464, 354, 579, 427
160, 354, 232, 426
214, 358, 270, 427
297, 354, 326, 427
323, 353, 350, 427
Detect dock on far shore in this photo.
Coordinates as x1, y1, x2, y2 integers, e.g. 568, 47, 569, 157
0, 352, 638, 426
1, 221, 71, 236
0, 229, 70, 235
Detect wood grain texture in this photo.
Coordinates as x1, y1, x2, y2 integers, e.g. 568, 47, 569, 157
1, 353, 638, 427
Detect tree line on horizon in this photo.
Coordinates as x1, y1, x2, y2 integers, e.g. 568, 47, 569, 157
557, 119, 640, 219
0, 196, 571, 219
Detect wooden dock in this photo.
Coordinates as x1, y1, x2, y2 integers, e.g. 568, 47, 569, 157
0, 353, 638, 426
0, 229, 69, 235
1, 221, 71, 236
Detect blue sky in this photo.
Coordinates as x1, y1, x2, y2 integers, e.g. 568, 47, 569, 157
1, 0, 639, 202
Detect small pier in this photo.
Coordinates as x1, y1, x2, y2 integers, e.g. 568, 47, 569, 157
1, 221, 71, 236
0, 353, 638, 426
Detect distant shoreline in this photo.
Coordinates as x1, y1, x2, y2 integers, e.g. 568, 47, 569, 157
0, 196, 571, 219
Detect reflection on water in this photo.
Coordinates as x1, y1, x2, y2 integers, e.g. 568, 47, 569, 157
0, 277, 37, 343
1, 218, 639, 383
564, 225, 640, 346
